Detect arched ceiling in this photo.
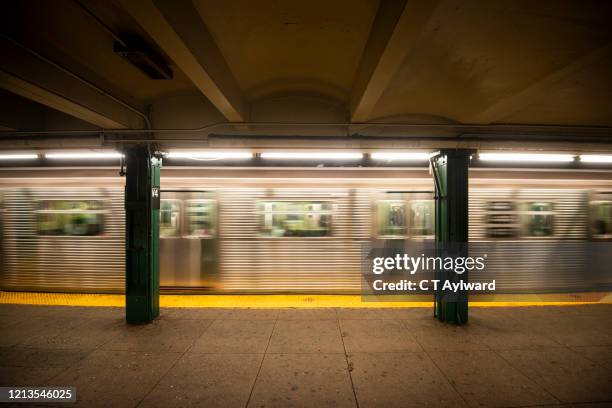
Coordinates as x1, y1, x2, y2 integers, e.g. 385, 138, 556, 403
193, 0, 378, 103
0, 0, 611, 144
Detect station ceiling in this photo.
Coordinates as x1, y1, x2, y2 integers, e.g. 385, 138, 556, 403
0, 0, 611, 148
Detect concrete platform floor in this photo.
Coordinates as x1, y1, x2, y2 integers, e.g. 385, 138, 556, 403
0, 304, 611, 408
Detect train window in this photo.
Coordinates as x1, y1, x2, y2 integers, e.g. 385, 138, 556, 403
185, 200, 216, 237
160, 200, 181, 237
522, 202, 554, 237
590, 201, 612, 236
377, 200, 407, 237
259, 201, 332, 237
37, 200, 104, 236
486, 201, 519, 238
409, 200, 434, 236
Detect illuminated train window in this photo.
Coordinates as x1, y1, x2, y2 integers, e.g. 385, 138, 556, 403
590, 201, 612, 237
160, 200, 181, 237
377, 200, 407, 237
37, 200, 105, 236
258, 201, 332, 237
410, 200, 435, 236
185, 200, 216, 237
377, 199, 434, 238
522, 202, 555, 237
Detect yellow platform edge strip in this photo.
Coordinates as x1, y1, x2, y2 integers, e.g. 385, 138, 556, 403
1, 291, 611, 308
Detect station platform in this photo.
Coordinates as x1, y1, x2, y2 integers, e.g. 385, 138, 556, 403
1, 299, 611, 407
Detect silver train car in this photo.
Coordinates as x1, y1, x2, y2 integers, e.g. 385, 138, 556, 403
1, 167, 611, 293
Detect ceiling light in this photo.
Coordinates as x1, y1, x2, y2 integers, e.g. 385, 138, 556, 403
579, 154, 612, 163
45, 152, 123, 159
478, 153, 575, 162
0, 153, 38, 160
261, 152, 363, 160
166, 151, 253, 160
371, 152, 431, 161
113, 35, 173, 80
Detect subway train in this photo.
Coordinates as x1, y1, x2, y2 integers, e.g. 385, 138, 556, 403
0, 166, 611, 294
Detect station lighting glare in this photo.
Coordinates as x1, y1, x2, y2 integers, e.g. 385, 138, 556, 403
260, 152, 363, 160
45, 152, 123, 160
166, 151, 253, 160
579, 154, 612, 163
371, 152, 431, 161
0, 153, 39, 160
478, 153, 575, 162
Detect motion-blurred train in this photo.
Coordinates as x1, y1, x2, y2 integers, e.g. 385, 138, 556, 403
0, 166, 611, 293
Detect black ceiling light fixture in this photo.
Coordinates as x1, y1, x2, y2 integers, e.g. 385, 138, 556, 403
113, 34, 173, 80
74, 0, 173, 80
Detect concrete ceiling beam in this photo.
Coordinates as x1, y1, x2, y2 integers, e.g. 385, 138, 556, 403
119, 0, 246, 122
470, 42, 612, 124
350, 0, 441, 122
0, 36, 144, 129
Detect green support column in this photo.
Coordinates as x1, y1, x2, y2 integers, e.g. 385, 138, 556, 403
124, 146, 161, 324
430, 149, 473, 324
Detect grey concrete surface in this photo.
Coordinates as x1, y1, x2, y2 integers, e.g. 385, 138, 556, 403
0, 304, 611, 408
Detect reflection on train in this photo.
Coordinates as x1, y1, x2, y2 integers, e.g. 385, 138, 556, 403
0, 172, 611, 293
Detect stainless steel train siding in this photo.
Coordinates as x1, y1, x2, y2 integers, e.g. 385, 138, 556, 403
0, 187, 125, 292
219, 188, 369, 292
0, 170, 610, 294
469, 188, 589, 291
0, 185, 375, 293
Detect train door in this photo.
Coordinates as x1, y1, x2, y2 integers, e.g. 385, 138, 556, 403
589, 191, 612, 241
159, 190, 218, 289
371, 191, 433, 287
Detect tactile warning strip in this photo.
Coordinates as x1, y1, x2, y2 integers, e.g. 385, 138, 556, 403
0, 291, 610, 308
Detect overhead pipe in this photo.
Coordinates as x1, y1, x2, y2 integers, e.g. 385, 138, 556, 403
1, 121, 612, 137
0, 33, 151, 130
1, 134, 610, 155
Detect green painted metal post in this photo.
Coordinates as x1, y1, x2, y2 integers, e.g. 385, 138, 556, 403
124, 146, 161, 324
430, 149, 473, 324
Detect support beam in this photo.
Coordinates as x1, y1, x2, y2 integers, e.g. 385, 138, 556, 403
350, 0, 441, 122
125, 146, 161, 324
0, 36, 145, 129
119, 0, 246, 122
430, 149, 473, 324
470, 42, 612, 124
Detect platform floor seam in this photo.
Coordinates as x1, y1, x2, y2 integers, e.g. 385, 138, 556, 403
244, 316, 278, 408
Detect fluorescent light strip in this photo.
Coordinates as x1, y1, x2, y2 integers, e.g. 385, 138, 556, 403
579, 154, 612, 163
371, 152, 431, 161
478, 153, 575, 162
261, 152, 363, 160
45, 152, 123, 159
0, 153, 39, 160
166, 151, 252, 160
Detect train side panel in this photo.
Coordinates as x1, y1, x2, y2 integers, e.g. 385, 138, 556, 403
0, 187, 125, 292
0, 180, 608, 294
